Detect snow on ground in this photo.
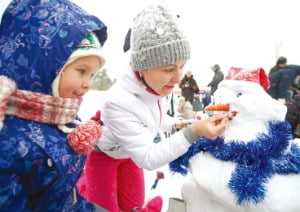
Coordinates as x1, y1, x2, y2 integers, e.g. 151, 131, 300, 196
79, 90, 191, 211
144, 165, 191, 211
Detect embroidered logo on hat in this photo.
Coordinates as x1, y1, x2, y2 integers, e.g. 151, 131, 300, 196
225, 67, 270, 90
64, 32, 105, 69
77, 33, 99, 49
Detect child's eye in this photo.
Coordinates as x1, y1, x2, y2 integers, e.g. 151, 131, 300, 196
77, 69, 85, 74
236, 92, 243, 97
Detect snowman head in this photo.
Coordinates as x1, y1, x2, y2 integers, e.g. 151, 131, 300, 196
212, 67, 287, 142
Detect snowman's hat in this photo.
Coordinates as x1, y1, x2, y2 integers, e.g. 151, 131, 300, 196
225, 67, 270, 90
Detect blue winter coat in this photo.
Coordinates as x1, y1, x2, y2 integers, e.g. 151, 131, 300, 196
267, 65, 300, 99
0, 0, 107, 211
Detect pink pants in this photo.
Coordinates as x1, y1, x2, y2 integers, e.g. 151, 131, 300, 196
77, 151, 145, 212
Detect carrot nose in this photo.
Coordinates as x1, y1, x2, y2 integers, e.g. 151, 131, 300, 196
205, 103, 230, 111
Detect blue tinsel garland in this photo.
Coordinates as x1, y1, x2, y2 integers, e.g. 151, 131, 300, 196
169, 121, 300, 204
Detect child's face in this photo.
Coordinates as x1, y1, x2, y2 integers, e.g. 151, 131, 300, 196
59, 55, 101, 98
140, 61, 186, 96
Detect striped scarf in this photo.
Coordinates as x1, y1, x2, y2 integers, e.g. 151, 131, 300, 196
0, 76, 81, 129
0, 75, 102, 154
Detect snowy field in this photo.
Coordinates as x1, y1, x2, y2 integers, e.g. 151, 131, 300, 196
79, 90, 191, 211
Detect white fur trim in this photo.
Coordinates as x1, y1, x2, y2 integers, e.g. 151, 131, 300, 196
51, 32, 105, 97
51, 72, 61, 97
64, 32, 105, 69
57, 124, 74, 133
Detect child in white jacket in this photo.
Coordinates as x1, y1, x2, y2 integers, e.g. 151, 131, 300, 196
78, 4, 227, 212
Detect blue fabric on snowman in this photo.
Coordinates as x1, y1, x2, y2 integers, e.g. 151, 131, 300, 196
170, 121, 300, 204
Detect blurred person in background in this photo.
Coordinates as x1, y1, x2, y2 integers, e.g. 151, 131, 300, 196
207, 64, 224, 96
267, 65, 300, 102
179, 71, 199, 105
269, 56, 287, 76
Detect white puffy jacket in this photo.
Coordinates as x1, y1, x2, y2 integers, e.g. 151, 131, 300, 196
97, 67, 192, 170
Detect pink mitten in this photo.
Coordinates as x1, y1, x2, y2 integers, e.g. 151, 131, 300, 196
67, 120, 102, 154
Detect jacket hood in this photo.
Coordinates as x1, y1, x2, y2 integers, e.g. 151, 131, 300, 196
0, 0, 107, 95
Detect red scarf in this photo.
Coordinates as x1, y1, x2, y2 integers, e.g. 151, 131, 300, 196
8, 90, 82, 124
0, 76, 101, 154
0, 76, 81, 125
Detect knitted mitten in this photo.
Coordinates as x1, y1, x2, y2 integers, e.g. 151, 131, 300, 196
67, 119, 102, 154
68, 111, 103, 154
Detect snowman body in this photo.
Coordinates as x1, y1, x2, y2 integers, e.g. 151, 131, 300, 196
172, 75, 300, 212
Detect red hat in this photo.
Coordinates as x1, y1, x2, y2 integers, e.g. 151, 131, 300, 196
225, 67, 270, 90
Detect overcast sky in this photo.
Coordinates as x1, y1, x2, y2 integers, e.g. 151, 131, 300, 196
1, 0, 300, 85
70, 0, 300, 85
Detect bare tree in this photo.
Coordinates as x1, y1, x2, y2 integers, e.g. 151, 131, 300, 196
274, 40, 283, 59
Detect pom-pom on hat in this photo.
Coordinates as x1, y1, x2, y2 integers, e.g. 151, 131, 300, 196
130, 5, 190, 71
225, 67, 270, 90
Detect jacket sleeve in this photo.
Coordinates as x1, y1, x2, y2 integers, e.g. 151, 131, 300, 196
208, 72, 223, 87
269, 71, 281, 87
277, 69, 296, 98
103, 100, 191, 170
208, 77, 214, 86
0, 174, 26, 211
160, 112, 176, 132
179, 78, 187, 89
190, 79, 199, 93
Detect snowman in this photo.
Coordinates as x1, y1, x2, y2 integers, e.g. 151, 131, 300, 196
170, 67, 300, 212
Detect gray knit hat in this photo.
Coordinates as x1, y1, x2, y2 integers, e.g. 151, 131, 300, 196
130, 5, 190, 71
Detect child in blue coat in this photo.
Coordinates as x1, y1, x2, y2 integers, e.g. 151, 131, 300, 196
0, 0, 107, 211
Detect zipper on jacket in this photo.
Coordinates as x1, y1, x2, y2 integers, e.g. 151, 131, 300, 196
72, 187, 77, 204
157, 100, 162, 124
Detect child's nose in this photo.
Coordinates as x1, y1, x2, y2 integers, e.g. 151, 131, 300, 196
83, 79, 92, 89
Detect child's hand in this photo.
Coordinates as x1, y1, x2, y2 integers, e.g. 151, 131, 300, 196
190, 114, 227, 140
67, 119, 102, 154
